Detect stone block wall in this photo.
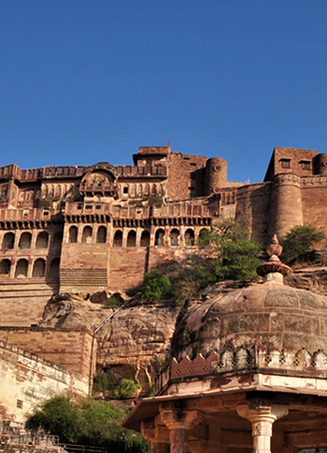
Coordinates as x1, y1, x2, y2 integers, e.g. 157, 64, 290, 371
0, 342, 89, 425
0, 328, 96, 383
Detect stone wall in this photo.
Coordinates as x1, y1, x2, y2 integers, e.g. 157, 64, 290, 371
0, 342, 89, 425
0, 328, 96, 383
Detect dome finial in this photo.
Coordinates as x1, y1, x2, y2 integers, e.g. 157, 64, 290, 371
257, 234, 291, 280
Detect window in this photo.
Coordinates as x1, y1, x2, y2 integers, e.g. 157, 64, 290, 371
2, 232, 15, 250
170, 229, 180, 246
96, 226, 107, 243
17, 400, 23, 409
184, 229, 195, 247
140, 230, 150, 247
19, 232, 32, 249
300, 160, 311, 170
36, 231, 49, 249
280, 158, 291, 169
127, 230, 136, 247
0, 259, 11, 275
155, 229, 165, 246
113, 230, 123, 247
82, 226, 93, 243
69, 226, 78, 243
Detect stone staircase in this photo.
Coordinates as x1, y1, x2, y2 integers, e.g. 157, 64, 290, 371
60, 268, 107, 291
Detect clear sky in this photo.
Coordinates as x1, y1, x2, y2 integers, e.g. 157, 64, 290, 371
1, 1, 327, 183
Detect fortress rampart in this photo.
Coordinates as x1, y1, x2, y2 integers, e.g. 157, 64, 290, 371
1, 144, 327, 325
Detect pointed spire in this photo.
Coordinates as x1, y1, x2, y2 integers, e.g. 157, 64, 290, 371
257, 234, 291, 280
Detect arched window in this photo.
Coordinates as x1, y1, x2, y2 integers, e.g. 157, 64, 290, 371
32, 258, 46, 277
96, 226, 107, 243
127, 230, 136, 247
69, 226, 78, 243
48, 258, 60, 280
184, 229, 195, 247
19, 232, 31, 249
198, 228, 210, 246
36, 231, 49, 249
0, 259, 11, 275
15, 259, 28, 278
140, 230, 150, 247
53, 231, 63, 248
170, 229, 180, 246
82, 226, 93, 243
155, 229, 165, 246
113, 230, 123, 247
2, 232, 15, 250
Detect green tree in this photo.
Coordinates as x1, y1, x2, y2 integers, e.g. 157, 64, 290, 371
141, 271, 172, 300
281, 224, 326, 265
25, 395, 151, 453
25, 395, 84, 443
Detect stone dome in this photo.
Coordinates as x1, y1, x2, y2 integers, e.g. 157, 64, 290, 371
171, 236, 327, 364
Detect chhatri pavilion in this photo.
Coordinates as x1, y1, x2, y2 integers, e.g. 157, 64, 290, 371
125, 236, 327, 453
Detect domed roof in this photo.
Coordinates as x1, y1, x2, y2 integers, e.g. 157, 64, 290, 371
171, 236, 327, 362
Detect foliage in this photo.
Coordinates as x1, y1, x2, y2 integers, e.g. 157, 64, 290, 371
140, 271, 172, 300
93, 371, 110, 393
199, 219, 261, 281
138, 220, 261, 304
25, 395, 84, 443
215, 239, 261, 281
25, 395, 151, 453
281, 225, 326, 265
112, 379, 141, 399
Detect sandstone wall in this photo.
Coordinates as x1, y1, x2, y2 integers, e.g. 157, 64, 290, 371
167, 153, 207, 201
236, 183, 270, 244
0, 282, 54, 327
0, 342, 88, 425
0, 328, 96, 382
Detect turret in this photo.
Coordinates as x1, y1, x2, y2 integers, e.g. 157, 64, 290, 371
269, 173, 303, 237
204, 157, 227, 196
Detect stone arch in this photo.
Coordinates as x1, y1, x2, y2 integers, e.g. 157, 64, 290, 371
113, 230, 123, 247
32, 258, 46, 278
140, 230, 150, 247
48, 257, 60, 280
155, 228, 165, 246
170, 228, 180, 246
15, 259, 28, 278
127, 230, 136, 247
19, 232, 32, 249
68, 226, 78, 243
0, 259, 11, 275
36, 231, 49, 249
198, 228, 210, 245
2, 232, 15, 249
184, 229, 195, 246
96, 226, 107, 243
82, 226, 93, 243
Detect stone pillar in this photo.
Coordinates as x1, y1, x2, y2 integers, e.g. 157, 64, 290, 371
160, 406, 202, 453
237, 404, 288, 453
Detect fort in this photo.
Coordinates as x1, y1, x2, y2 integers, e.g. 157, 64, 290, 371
1, 142, 327, 440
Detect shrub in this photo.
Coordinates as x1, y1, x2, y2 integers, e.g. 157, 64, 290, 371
93, 371, 110, 393
25, 395, 151, 453
112, 379, 141, 399
281, 225, 326, 265
141, 271, 172, 300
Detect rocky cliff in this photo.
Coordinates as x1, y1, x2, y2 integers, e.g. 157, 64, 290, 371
38, 266, 327, 390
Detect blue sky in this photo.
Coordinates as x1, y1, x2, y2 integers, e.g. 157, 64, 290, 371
1, 1, 327, 183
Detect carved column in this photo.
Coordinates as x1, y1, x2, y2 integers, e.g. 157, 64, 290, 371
160, 405, 202, 453
237, 404, 288, 453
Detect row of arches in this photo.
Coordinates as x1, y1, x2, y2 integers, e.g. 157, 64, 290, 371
0, 257, 60, 279
112, 228, 207, 248
67, 225, 208, 247
2, 231, 63, 250
68, 225, 107, 244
